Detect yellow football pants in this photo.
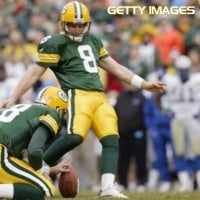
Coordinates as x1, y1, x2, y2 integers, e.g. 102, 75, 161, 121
0, 144, 55, 197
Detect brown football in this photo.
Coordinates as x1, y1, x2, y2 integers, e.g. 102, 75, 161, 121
58, 164, 79, 198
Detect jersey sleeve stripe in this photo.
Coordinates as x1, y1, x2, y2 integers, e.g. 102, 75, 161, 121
37, 53, 60, 64
99, 47, 108, 58
39, 114, 59, 134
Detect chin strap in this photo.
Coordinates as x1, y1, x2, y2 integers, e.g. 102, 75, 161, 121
67, 34, 84, 42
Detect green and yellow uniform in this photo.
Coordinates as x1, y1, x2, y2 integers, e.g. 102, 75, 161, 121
37, 32, 118, 174
0, 103, 61, 197
39, 32, 119, 176
37, 32, 118, 139
37, 33, 106, 91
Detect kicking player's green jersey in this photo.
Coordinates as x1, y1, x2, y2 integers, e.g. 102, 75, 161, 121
36, 32, 109, 91
0, 103, 61, 158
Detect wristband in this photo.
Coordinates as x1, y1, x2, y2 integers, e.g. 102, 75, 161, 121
131, 75, 144, 88
38, 166, 50, 175
43, 166, 50, 175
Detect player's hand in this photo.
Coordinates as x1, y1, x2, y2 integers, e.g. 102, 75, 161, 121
141, 81, 166, 93
50, 159, 70, 175
0, 98, 15, 109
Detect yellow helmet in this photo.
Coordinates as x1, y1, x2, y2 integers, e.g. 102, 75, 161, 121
35, 86, 68, 112
60, 1, 91, 41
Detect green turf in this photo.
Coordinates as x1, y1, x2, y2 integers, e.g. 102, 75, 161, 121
53, 190, 200, 200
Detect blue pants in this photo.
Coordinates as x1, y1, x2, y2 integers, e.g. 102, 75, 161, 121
150, 127, 174, 181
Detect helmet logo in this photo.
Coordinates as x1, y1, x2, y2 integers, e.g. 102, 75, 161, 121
61, 5, 67, 14
58, 91, 68, 102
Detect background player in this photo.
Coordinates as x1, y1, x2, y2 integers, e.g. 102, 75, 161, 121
162, 55, 200, 191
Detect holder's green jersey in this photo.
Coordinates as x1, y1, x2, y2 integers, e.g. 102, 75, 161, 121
0, 103, 61, 159
36, 32, 109, 91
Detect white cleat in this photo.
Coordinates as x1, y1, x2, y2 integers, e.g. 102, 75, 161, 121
159, 182, 171, 192
99, 184, 128, 198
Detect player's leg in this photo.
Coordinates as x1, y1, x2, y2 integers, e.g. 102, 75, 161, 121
117, 135, 131, 189
171, 119, 192, 191
0, 145, 55, 198
187, 118, 200, 190
0, 184, 14, 199
0, 183, 44, 200
195, 157, 200, 190
43, 133, 83, 166
158, 129, 174, 192
133, 130, 147, 190
147, 128, 172, 191
146, 130, 160, 191
68, 90, 127, 197
154, 131, 170, 188
171, 118, 185, 157
14, 183, 44, 200
43, 89, 93, 165
93, 99, 127, 198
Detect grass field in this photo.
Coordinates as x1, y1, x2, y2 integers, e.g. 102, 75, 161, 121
53, 190, 200, 200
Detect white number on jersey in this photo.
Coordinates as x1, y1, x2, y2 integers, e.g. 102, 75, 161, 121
78, 45, 98, 73
40, 35, 52, 44
0, 104, 31, 122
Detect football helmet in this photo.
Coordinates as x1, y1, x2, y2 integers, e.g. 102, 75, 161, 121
174, 55, 192, 83
35, 86, 68, 113
60, 1, 91, 42
174, 55, 192, 70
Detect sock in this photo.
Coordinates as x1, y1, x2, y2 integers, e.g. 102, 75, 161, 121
101, 173, 115, 190
100, 135, 119, 174
13, 183, 44, 200
0, 184, 14, 198
147, 169, 159, 189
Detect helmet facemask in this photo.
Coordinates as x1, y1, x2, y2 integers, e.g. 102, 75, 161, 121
63, 22, 91, 42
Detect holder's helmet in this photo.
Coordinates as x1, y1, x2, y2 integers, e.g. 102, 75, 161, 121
60, 1, 91, 42
35, 86, 68, 113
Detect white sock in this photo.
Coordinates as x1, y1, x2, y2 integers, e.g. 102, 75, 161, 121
101, 173, 115, 190
0, 184, 14, 198
196, 170, 200, 189
147, 169, 159, 189
178, 171, 190, 185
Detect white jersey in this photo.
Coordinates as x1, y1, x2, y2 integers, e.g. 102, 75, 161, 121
162, 72, 200, 119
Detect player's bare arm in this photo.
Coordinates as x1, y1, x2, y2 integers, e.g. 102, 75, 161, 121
100, 56, 166, 93
0, 64, 47, 108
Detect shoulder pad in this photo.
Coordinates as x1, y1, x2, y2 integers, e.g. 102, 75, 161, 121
38, 34, 67, 53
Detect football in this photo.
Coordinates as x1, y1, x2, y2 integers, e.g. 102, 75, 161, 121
58, 164, 79, 198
